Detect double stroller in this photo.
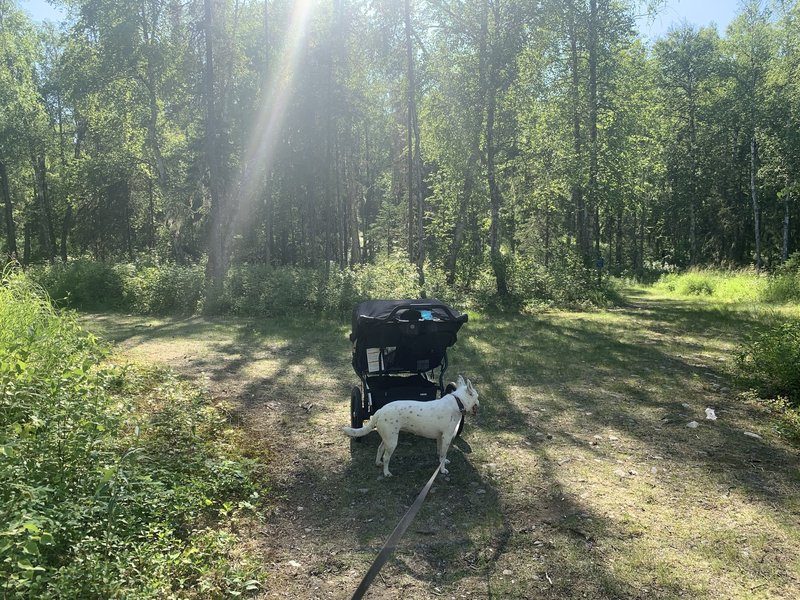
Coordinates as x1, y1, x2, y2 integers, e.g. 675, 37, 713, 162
349, 299, 468, 433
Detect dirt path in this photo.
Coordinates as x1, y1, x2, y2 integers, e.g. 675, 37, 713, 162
82, 296, 800, 599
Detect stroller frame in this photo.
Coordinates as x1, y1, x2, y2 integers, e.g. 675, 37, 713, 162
349, 299, 468, 431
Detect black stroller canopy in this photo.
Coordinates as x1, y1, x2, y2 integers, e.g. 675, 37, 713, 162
350, 299, 468, 375
350, 299, 467, 342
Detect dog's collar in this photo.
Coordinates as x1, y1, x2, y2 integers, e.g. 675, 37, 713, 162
452, 393, 467, 416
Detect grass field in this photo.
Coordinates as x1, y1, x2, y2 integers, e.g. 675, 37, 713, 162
81, 284, 800, 599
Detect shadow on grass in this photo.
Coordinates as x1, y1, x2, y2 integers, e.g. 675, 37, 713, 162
80, 294, 800, 598
462, 300, 798, 506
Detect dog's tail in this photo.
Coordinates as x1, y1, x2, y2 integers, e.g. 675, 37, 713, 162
342, 420, 376, 438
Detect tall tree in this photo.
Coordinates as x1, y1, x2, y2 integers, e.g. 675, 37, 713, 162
727, 0, 774, 270
655, 25, 720, 265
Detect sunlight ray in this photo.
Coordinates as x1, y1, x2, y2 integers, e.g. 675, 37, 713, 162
232, 0, 315, 233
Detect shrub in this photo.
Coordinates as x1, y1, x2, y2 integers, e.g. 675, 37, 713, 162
0, 270, 264, 597
123, 263, 205, 315
763, 252, 800, 303
31, 260, 205, 316
736, 320, 800, 407
31, 253, 626, 318
220, 257, 425, 318
29, 258, 127, 310
508, 250, 621, 310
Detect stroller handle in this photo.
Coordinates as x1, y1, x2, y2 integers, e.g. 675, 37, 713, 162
383, 301, 467, 323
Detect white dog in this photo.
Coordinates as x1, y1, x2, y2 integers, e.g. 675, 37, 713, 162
343, 375, 479, 477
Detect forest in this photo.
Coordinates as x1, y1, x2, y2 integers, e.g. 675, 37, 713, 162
3, 2, 800, 598
1, 0, 799, 307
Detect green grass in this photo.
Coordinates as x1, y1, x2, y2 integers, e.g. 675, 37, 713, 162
78, 282, 800, 599
652, 267, 767, 303
650, 266, 800, 312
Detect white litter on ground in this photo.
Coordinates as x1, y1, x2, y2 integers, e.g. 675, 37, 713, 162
687, 421, 699, 428
705, 408, 717, 420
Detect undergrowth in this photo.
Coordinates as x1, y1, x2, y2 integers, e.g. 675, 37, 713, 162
652, 259, 800, 305
736, 320, 800, 408
653, 268, 766, 302
0, 270, 266, 598
29, 253, 623, 317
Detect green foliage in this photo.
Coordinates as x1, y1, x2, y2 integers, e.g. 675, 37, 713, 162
222, 256, 424, 317
30, 255, 625, 319
736, 320, 800, 406
508, 252, 623, 311
121, 263, 205, 315
763, 252, 800, 303
0, 270, 265, 597
29, 258, 126, 310
653, 268, 766, 302
30, 260, 204, 315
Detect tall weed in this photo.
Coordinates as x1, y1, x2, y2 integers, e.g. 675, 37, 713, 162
29, 258, 126, 310
0, 270, 264, 597
763, 252, 800, 303
654, 268, 765, 302
736, 320, 800, 407
31, 253, 622, 318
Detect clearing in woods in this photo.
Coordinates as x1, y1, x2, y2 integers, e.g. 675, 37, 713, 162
82, 288, 800, 599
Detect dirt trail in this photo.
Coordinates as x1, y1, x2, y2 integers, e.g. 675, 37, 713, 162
83, 301, 800, 600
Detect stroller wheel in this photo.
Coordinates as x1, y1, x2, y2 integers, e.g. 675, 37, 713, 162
350, 386, 365, 432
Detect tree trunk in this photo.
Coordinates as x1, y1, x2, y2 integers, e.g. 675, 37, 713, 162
445, 4, 488, 286
750, 135, 761, 271
412, 86, 425, 284
404, 0, 415, 266
349, 154, 361, 266
543, 198, 552, 268
402, 0, 425, 285
203, 0, 229, 308
587, 0, 599, 267
1, 160, 17, 259
60, 203, 72, 263
783, 191, 790, 262
566, 0, 586, 262
262, 0, 272, 266
687, 70, 698, 265
61, 120, 86, 263
33, 156, 56, 264
23, 220, 31, 266
486, 56, 507, 296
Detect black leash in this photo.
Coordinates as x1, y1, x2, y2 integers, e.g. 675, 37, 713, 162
350, 412, 463, 600
350, 462, 441, 599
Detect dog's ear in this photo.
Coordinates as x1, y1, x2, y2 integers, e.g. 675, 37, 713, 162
467, 378, 474, 392
457, 374, 465, 387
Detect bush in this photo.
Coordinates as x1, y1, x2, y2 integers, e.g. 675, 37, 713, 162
29, 258, 126, 310
736, 320, 800, 406
763, 252, 800, 303
30, 252, 626, 319
508, 250, 622, 310
220, 257, 425, 318
123, 263, 205, 315
0, 270, 264, 597
31, 260, 205, 316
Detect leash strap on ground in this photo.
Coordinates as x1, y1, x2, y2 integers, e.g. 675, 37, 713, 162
351, 416, 462, 600
350, 462, 441, 600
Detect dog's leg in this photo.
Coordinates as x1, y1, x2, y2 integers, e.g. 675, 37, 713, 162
381, 433, 398, 477
436, 436, 450, 465
438, 434, 454, 474
375, 441, 385, 466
